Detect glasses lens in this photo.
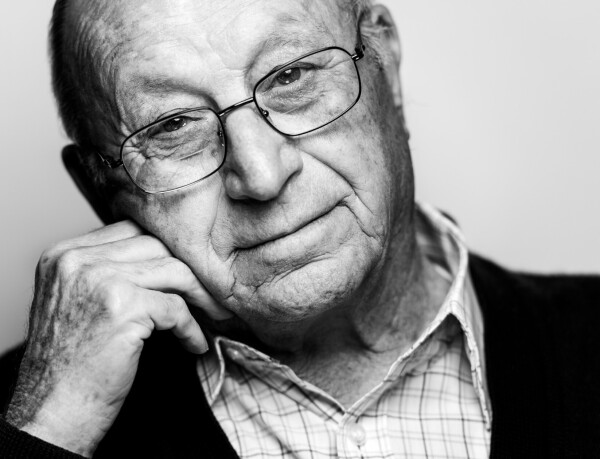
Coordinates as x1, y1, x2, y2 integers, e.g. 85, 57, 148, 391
255, 48, 360, 136
121, 109, 225, 193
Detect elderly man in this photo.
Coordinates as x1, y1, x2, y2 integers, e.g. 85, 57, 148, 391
1, 0, 599, 458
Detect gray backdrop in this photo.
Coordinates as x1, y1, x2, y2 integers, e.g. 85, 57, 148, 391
1, 0, 598, 352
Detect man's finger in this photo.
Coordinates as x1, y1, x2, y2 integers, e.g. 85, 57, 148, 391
114, 257, 234, 321
143, 290, 209, 354
58, 220, 145, 251
86, 235, 172, 263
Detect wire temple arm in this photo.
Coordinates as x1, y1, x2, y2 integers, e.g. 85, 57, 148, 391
96, 151, 123, 169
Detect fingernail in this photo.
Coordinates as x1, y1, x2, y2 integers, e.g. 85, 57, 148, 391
199, 342, 210, 354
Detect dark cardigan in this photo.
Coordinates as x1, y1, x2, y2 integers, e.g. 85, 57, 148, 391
1, 254, 600, 458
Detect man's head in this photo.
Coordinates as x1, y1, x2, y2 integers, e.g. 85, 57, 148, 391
51, 0, 414, 340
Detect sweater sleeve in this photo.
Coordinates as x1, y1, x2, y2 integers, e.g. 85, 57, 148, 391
0, 418, 85, 459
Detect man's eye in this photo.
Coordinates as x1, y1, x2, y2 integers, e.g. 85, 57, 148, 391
275, 67, 302, 86
162, 117, 188, 133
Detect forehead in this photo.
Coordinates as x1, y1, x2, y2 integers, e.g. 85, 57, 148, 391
76, 0, 351, 64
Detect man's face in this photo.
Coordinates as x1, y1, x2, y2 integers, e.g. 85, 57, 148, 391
82, 0, 412, 331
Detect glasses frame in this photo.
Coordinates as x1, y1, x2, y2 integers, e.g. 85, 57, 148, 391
97, 40, 366, 194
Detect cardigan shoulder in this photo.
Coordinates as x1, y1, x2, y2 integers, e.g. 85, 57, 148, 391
469, 252, 600, 303
469, 252, 600, 385
469, 252, 600, 338
469, 253, 600, 458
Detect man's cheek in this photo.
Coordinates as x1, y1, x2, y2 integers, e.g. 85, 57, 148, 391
330, 118, 390, 199
125, 186, 223, 251
301, 121, 380, 181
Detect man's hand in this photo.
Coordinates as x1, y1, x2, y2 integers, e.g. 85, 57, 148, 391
5, 221, 231, 457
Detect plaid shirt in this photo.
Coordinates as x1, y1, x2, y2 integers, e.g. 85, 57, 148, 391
197, 203, 492, 458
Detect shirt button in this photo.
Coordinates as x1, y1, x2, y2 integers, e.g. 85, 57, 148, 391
347, 423, 367, 447
229, 349, 241, 359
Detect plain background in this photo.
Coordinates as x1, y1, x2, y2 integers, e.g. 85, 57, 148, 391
0, 1, 598, 352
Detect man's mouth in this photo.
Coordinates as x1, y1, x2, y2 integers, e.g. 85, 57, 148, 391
235, 204, 341, 251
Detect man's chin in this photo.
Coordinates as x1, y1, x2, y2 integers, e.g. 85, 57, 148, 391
224, 255, 371, 326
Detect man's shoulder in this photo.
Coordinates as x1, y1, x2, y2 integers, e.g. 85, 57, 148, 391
469, 252, 600, 304
469, 252, 600, 338
470, 255, 600, 456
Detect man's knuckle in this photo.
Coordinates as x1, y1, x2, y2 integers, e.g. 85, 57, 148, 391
38, 243, 70, 271
90, 278, 129, 312
163, 294, 186, 320
161, 256, 181, 270
56, 248, 88, 274
167, 257, 193, 278
39, 246, 59, 264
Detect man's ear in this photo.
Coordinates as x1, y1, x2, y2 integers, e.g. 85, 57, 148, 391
367, 4, 403, 109
62, 144, 115, 224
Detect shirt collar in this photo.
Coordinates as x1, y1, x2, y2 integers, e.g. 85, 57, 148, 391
197, 202, 492, 428
416, 201, 492, 428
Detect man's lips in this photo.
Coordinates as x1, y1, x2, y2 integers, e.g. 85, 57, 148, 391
235, 205, 339, 250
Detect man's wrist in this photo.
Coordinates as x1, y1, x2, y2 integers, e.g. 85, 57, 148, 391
0, 417, 86, 459
6, 386, 112, 458
20, 422, 93, 458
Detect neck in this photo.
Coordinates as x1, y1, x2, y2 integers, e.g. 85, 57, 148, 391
272, 225, 446, 355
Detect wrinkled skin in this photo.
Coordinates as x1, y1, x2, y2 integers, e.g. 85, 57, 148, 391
91, 0, 415, 345
6, 0, 448, 456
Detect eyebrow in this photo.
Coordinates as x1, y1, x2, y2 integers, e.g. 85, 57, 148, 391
135, 76, 200, 96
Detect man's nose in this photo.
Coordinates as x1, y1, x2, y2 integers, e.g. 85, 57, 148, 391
222, 108, 303, 201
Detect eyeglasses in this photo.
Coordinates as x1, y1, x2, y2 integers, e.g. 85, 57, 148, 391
98, 41, 366, 194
